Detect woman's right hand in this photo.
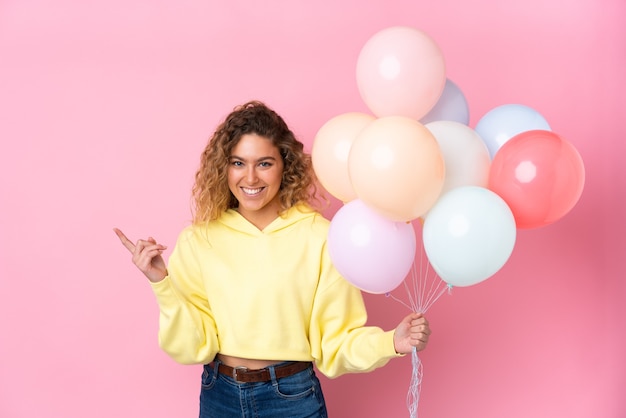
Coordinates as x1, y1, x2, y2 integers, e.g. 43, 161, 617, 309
113, 228, 168, 283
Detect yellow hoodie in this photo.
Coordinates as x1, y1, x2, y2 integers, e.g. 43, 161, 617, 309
150, 204, 399, 378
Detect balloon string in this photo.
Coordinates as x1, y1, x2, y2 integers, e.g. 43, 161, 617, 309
390, 260, 450, 314
386, 291, 414, 311
407, 347, 423, 418
420, 282, 451, 313
386, 280, 449, 313
386, 259, 452, 418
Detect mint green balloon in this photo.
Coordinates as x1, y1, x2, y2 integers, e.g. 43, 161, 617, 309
423, 186, 516, 287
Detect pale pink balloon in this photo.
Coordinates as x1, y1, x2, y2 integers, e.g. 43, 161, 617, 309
328, 199, 416, 294
356, 26, 446, 120
312, 112, 375, 202
348, 116, 445, 221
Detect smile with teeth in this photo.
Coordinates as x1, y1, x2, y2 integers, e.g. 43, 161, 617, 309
242, 187, 264, 196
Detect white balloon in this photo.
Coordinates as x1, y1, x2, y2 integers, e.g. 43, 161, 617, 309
425, 120, 491, 197
475, 104, 551, 159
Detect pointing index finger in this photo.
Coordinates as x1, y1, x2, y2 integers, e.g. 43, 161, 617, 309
113, 228, 136, 253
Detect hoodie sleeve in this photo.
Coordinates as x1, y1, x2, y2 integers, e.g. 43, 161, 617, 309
308, 241, 402, 378
150, 227, 219, 364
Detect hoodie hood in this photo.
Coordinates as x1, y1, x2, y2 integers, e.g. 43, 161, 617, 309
217, 203, 318, 236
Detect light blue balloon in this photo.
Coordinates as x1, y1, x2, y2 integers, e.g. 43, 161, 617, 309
420, 79, 470, 125
423, 186, 516, 287
475, 104, 551, 159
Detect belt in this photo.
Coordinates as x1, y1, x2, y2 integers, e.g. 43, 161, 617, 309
216, 361, 311, 383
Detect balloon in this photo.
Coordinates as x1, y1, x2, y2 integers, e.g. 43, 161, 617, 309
423, 186, 516, 287
420, 79, 470, 125
425, 120, 491, 196
312, 112, 375, 202
488, 130, 585, 229
356, 26, 446, 120
348, 116, 445, 221
328, 200, 416, 294
475, 104, 551, 159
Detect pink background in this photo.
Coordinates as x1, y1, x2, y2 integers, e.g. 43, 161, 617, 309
1, 0, 624, 417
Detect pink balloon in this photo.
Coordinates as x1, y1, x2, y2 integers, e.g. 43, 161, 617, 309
488, 130, 585, 229
356, 26, 446, 120
328, 200, 416, 294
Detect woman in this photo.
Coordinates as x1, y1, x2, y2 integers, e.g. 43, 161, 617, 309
114, 101, 431, 417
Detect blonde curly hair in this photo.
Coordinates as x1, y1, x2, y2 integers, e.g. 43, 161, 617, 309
191, 101, 323, 224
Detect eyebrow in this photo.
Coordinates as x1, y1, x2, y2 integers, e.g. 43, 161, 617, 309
229, 155, 278, 162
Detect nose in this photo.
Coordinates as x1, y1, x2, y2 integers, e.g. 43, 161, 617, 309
245, 166, 258, 184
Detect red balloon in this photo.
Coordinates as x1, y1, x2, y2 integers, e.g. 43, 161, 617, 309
488, 130, 585, 229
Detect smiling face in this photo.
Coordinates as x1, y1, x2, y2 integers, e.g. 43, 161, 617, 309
227, 133, 284, 229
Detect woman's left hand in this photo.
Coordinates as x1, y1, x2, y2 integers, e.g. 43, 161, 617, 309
393, 312, 431, 354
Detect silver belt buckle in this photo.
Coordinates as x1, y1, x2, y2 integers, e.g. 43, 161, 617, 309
232, 366, 248, 382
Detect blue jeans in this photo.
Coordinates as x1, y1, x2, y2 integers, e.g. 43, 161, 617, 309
199, 360, 328, 418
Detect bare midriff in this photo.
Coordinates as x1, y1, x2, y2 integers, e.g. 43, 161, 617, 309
216, 354, 283, 370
